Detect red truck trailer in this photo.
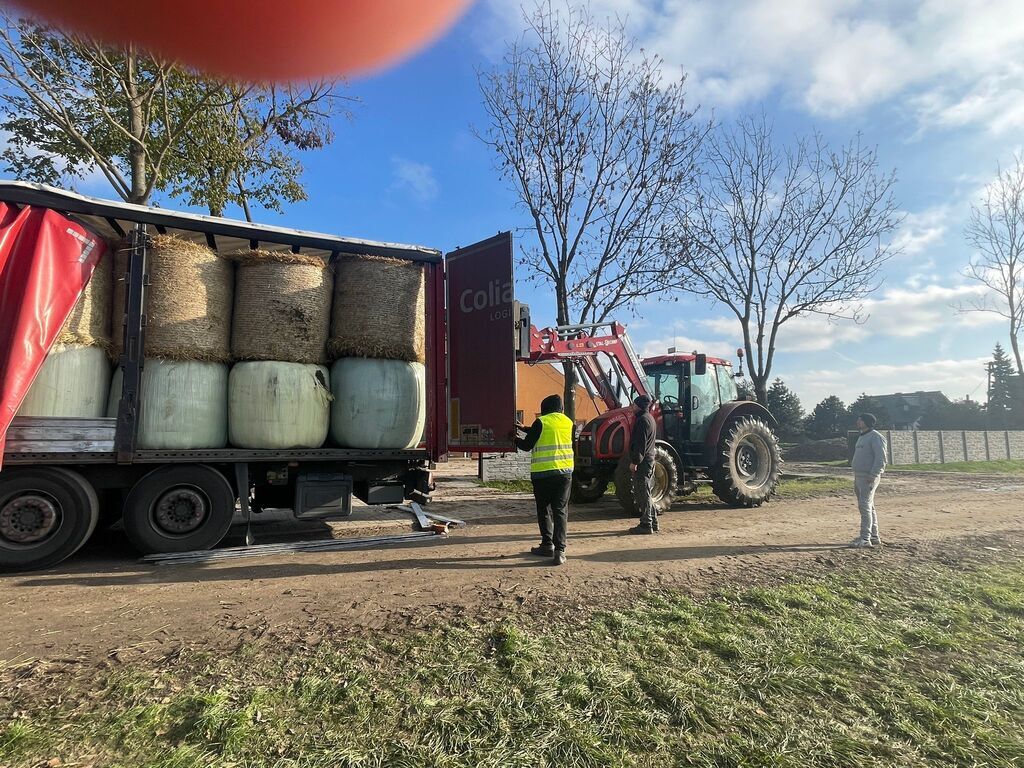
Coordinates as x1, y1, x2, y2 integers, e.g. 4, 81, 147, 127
0, 182, 524, 571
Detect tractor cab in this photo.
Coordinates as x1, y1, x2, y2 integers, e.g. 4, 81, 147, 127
642, 353, 739, 460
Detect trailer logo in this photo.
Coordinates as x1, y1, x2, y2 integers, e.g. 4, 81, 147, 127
459, 279, 513, 321
65, 227, 99, 263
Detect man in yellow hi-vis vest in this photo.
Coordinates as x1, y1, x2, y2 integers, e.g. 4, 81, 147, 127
515, 394, 574, 566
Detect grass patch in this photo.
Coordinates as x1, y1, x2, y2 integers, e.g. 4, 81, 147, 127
887, 459, 1024, 474
6, 560, 1024, 767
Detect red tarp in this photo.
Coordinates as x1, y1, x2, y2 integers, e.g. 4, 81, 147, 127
0, 203, 107, 464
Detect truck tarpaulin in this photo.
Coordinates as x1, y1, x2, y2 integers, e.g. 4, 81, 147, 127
0, 203, 107, 464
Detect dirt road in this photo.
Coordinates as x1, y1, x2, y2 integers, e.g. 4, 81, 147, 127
1, 463, 1021, 663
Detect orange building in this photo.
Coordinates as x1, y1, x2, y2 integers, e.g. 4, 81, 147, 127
516, 362, 604, 426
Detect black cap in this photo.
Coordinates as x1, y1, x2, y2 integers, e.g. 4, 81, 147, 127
859, 412, 877, 429
634, 394, 652, 411
541, 394, 563, 415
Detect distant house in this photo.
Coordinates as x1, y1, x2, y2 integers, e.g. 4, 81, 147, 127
870, 391, 950, 430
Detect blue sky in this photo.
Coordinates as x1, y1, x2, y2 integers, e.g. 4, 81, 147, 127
68, 0, 1024, 410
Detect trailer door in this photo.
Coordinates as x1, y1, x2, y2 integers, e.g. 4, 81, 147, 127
446, 232, 519, 452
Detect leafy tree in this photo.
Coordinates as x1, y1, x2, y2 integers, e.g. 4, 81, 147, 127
766, 378, 804, 440
986, 342, 1019, 427
848, 393, 891, 430
476, 1, 706, 418
0, 14, 346, 215
920, 398, 986, 430
664, 115, 901, 405
805, 395, 847, 439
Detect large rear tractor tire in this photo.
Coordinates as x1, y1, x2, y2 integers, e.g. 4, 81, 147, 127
570, 474, 609, 503
123, 464, 236, 554
0, 467, 99, 572
614, 446, 679, 516
710, 418, 782, 507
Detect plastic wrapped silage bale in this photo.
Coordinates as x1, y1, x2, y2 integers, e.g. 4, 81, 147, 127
107, 359, 229, 449
329, 358, 425, 449
16, 344, 110, 418
228, 361, 331, 449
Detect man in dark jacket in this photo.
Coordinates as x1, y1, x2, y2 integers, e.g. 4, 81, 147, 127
629, 394, 658, 535
515, 394, 574, 565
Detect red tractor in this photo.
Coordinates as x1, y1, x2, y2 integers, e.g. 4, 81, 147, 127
525, 323, 782, 513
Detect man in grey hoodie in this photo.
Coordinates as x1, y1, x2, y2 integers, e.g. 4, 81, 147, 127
850, 412, 886, 548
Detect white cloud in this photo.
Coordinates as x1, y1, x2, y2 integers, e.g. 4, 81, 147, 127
390, 157, 439, 203
638, 334, 737, 359
483, 0, 1024, 133
891, 206, 949, 258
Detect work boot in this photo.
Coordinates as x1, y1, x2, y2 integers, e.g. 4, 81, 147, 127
530, 545, 555, 557
630, 524, 654, 535
553, 550, 566, 566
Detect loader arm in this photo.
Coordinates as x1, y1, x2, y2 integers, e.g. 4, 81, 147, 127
524, 322, 650, 411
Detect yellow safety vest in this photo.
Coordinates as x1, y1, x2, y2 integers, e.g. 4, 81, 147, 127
531, 412, 575, 477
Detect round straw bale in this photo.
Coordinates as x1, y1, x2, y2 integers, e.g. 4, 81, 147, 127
328, 254, 425, 363
230, 249, 333, 364
56, 242, 113, 349
111, 235, 233, 362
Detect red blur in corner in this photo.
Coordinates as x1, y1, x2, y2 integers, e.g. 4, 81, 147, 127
5, 0, 474, 82
0, 204, 107, 463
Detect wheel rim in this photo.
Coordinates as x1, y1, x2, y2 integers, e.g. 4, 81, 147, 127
0, 492, 62, 545
734, 434, 771, 488
652, 461, 671, 503
576, 477, 602, 492
152, 486, 209, 536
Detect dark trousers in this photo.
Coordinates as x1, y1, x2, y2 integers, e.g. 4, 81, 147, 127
531, 473, 571, 552
633, 458, 657, 528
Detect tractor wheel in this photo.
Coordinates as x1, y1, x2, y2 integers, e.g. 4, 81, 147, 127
570, 475, 609, 504
710, 417, 782, 508
614, 446, 679, 516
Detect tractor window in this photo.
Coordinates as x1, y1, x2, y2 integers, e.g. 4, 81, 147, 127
645, 368, 682, 406
715, 365, 738, 403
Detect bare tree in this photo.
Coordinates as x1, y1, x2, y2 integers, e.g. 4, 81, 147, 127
963, 154, 1024, 375
666, 115, 901, 405
477, 1, 705, 419
0, 14, 349, 216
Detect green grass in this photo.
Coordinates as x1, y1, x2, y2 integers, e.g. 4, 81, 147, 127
4, 560, 1024, 767
481, 476, 849, 500
887, 459, 1024, 474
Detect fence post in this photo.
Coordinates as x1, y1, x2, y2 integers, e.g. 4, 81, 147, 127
962, 431, 969, 462
913, 430, 920, 463
1007, 430, 1013, 461
938, 430, 945, 464
984, 431, 991, 461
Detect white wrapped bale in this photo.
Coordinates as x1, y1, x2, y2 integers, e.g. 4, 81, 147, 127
329, 358, 425, 449
108, 360, 228, 449
17, 344, 109, 418
229, 362, 331, 449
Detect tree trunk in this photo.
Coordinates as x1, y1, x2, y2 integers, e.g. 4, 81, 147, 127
562, 361, 577, 424
125, 51, 149, 205
1010, 328, 1024, 377
753, 376, 769, 407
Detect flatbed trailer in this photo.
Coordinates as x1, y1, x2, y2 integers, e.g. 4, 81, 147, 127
0, 182, 524, 570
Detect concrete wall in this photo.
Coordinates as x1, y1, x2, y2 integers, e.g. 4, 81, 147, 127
848, 430, 1024, 464
480, 451, 532, 482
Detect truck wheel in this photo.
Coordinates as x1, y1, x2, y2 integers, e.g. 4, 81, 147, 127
123, 465, 235, 554
0, 467, 99, 571
710, 418, 782, 507
614, 446, 679, 515
570, 475, 608, 503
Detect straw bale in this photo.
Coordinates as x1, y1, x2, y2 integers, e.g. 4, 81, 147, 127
111, 235, 233, 362
328, 254, 425, 363
56, 242, 112, 349
230, 249, 333, 364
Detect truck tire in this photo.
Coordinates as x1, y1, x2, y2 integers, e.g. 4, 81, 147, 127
570, 474, 608, 503
123, 465, 235, 554
0, 467, 99, 572
710, 417, 782, 508
614, 446, 679, 516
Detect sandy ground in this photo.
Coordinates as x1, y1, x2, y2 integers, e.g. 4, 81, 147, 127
1, 460, 1021, 663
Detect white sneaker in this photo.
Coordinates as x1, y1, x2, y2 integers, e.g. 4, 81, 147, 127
871, 536, 883, 547
849, 538, 874, 549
